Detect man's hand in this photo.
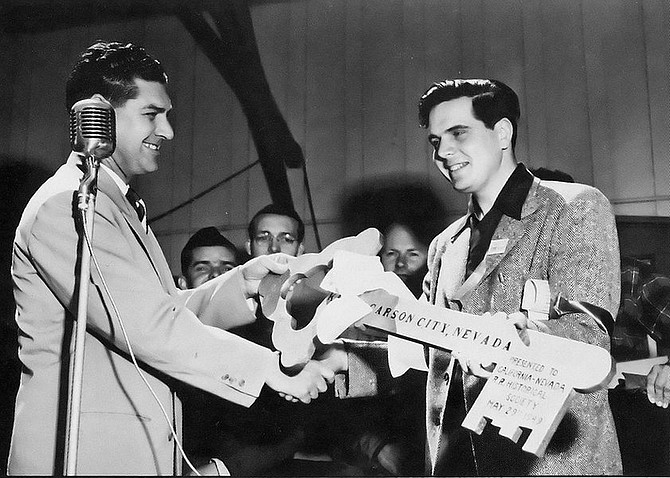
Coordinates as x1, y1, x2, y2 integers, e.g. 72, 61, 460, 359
240, 253, 293, 299
647, 362, 670, 408
265, 354, 334, 404
312, 341, 349, 374
452, 349, 495, 378
454, 311, 551, 377
507, 311, 550, 346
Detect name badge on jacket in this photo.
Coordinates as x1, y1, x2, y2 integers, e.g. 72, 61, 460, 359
486, 238, 508, 256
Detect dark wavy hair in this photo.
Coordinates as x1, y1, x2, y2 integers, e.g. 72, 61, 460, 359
66, 41, 168, 111
418, 79, 520, 150
180, 227, 239, 275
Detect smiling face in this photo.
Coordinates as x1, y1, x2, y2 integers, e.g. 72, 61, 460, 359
180, 245, 237, 289
104, 78, 174, 181
428, 96, 515, 207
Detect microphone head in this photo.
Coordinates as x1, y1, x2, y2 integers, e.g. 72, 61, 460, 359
69, 98, 116, 160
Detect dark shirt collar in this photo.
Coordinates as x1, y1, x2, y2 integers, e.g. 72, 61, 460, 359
472, 163, 533, 221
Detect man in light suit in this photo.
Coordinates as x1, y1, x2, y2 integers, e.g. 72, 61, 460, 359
327, 79, 623, 475
8, 41, 332, 476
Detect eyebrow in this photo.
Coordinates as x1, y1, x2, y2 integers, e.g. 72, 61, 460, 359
429, 124, 470, 138
192, 259, 236, 267
143, 104, 171, 113
257, 230, 295, 236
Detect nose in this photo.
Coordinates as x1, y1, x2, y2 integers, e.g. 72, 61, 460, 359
435, 138, 454, 162
157, 117, 174, 141
268, 237, 281, 253
394, 253, 408, 272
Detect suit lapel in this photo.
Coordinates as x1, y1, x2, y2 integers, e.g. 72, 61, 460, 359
455, 178, 544, 296
96, 168, 174, 293
426, 217, 470, 472
430, 216, 470, 307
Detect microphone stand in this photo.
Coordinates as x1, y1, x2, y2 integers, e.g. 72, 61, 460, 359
64, 154, 101, 476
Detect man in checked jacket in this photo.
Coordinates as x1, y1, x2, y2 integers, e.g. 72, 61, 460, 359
324, 79, 623, 475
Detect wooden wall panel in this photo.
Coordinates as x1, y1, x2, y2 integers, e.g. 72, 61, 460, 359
0, 35, 16, 158
303, 0, 348, 225
360, 0, 405, 178
540, 1, 593, 184
2, 0, 670, 274
141, 16, 197, 267
401, 1, 428, 176
642, 0, 670, 216
342, 0, 365, 184
521, 0, 549, 179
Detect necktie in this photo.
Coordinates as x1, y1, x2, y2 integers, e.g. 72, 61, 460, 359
465, 213, 481, 278
125, 187, 146, 224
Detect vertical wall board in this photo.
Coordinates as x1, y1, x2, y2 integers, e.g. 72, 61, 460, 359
520, 0, 549, 172
8, 37, 34, 163
537, 1, 592, 185
641, 0, 670, 214
459, 0, 486, 76
360, 0, 405, 178
601, 1, 655, 201
403, 1, 431, 176
282, 1, 308, 218
142, 16, 197, 262
304, 0, 348, 227
343, 0, 364, 189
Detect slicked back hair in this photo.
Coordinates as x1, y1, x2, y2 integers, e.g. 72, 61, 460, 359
418, 79, 520, 150
66, 41, 168, 111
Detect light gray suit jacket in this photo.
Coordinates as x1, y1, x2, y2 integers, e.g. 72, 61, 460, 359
426, 177, 622, 475
9, 153, 275, 475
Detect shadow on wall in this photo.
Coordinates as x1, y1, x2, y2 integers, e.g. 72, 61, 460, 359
0, 158, 52, 476
339, 173, 448, 242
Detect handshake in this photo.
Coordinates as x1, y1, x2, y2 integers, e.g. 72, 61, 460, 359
265, 343, 348, 404
239, 252, 352, 404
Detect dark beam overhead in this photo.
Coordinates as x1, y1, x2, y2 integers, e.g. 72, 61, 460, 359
0, 0, 302, 210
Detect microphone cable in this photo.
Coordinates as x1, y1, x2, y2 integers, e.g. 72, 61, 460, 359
80, 210, 203, 476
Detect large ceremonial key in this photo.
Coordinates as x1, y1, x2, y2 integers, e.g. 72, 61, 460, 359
352, 287, 613, 456
312, 250, 615, 457
258, 228, 384, 370
261, 242, 615, 457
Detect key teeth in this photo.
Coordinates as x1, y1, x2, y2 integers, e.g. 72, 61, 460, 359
499, 425, 523, 443
462, 414, 488, 435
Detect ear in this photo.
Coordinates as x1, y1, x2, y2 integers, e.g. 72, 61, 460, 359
494, 118, 513, 150
297, 242, 305, 256
177, 275, 189, 290
245, 239, 252, 256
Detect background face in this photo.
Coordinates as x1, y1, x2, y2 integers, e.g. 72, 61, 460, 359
380, 223, 428, 282
249, 214, 302, 257
184, 245, 237, 288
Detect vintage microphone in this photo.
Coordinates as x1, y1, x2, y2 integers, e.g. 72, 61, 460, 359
65, 97, 115, 475
70, 98, 116, 210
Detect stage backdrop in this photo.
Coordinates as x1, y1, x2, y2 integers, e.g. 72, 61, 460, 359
0, 0, 669, 274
